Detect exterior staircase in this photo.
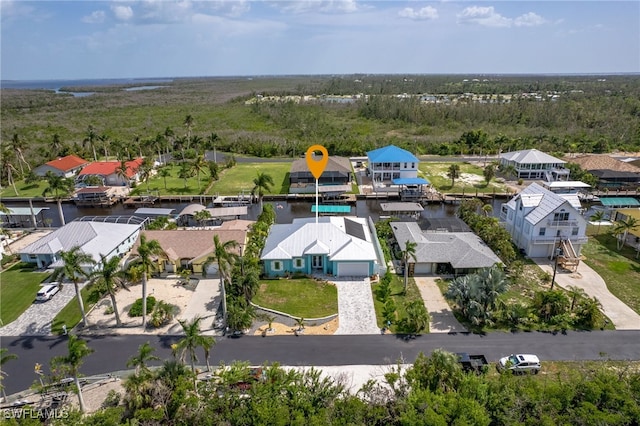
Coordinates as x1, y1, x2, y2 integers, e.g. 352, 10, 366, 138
558, 239, 580, 272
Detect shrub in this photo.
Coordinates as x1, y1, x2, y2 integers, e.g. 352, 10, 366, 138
149, 301, 176, 328
102, 390, 122, 408
128, 296, 156, 317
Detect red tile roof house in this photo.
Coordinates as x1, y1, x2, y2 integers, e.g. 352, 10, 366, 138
78, 158, 144, 186
33, 155, 89, 178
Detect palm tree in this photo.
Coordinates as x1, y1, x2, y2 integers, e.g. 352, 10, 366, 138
173, 316, 215, 389
447, 164, 460, 188
135, 235, 166, 329
54, 246, 95, 327
482, 204, 493, 217
51, 334, 94, 413
1, 150, 20, 196
251, 171, 274, 212
191, 154, 208, 192
83, 125, 98, 161
51, 133, 64, 157
183, 114, 195, 142
483, 164, 495, 185
10, 133, 30, 175
207, 132, 219, 162
157, 166, 171, 190
612, 217, 639, 250
178, 161, 194, 189
400, 240, 417, 295
42, 171, 75, 226
193, 209, 212, 227
115, 160, 130, 188
89, 254, 129, 327
566, 285, 587, 311
0, 348, 18, 402
205, 235, 239, 283
126, 342, 160, 375
138, 158, 154, 192
590, 210, 606, 235
98, 134, 110, 159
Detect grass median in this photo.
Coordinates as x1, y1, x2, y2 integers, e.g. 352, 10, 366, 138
253, 277, 338, 319
0, 263, 50, 326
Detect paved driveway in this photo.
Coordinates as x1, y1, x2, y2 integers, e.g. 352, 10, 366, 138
172, 278, 221, 335
534, 258, 640, 330
332, 278, 380, 335
413, 276, 467, 333
0, 281, 87, 335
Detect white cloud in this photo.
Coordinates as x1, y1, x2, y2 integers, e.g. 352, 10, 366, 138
514, 12, 546, 27
398, 6, 438, 20
457, 6, 548, 28
274, 0, 360, 14
112, 4, 134, 21
82, 10, 106, 24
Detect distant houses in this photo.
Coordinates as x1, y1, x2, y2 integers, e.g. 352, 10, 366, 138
77, 158, 144, 186
567, 155, 640, 189
34, 155, 89, 178
499, 149, 569, 181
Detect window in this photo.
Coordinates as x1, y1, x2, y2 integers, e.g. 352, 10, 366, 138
554, 212, 569, 221
411, 162, 415, 168
272, 261, 282, 271
294, 258, 304, 268
572, 227, 579, 236
539, 227, 546, 236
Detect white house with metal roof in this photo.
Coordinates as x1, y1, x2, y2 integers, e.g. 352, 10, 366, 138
261, 216, 380, 277
500, 149, 569, 181
366, 145, 422, 183
500, 183, 588, 259
18, 220, 142, 271
390, 222, 502, 275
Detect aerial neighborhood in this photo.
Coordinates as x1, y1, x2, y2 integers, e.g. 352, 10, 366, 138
1, 75, 640, 421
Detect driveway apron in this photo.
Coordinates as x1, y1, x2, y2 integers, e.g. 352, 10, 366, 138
333, 278, 380, 335
413, 276, 467, 333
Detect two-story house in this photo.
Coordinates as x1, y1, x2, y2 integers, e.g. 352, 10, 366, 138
500, 183, 587, 265
500, 149, 569, 181
366, 145, 421, 184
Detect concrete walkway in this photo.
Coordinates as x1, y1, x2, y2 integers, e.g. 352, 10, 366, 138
413, 276, 467, 333
333, 278, 380, 335
533, 258, 640, 330
0, 281, 88, 336
169, 277, 221, 335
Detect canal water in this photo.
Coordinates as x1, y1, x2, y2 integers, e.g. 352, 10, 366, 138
5, 197, 509, 228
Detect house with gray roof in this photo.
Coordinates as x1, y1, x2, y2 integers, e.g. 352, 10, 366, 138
289, 155, 352, 195
261, 216, 380, 277
390, 222, 501, 276
500, 182, 588, 260
500, 149, 569, 181
18, 219, 142, 272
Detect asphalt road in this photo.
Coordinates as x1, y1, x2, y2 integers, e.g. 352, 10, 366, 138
3, 331, 640, 396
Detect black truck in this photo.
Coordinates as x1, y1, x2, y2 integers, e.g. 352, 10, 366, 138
456, 353, 489, 374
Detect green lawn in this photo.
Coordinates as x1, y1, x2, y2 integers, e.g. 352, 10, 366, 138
0, 179, 50, 198
253, 277, 338, 318
207, 162, 291, 196
51, 283, 105, 335
370, 274, 424, 332
419, 162, 510, 194
131, 164, 210, 196
0, 263, 51, 326
581, 234, 640, 315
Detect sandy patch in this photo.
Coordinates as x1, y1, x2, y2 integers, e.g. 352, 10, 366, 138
253, 317, 339, 336
438, 172, 485, 185
85, 277, 194, 335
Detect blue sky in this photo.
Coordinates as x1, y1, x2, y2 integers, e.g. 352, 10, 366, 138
1, 1, 638, 80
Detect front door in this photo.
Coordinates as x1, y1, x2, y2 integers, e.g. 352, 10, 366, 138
312, 255, 323, 270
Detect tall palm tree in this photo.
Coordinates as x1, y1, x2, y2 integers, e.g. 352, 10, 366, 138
447, 164, 460, 188
126, 342, 159, 375
10, 133, 30, 175
590, 210, 606, 235
401, 240, 417, 295
98, 134, 110, 160
51, 133, 64, 157
89, 254, 129, 327
178, 161, 194, 189
206, 235, 239, 283
207, 132, 219, 162
157, 166, 171, 190
251, 171, 274, 212
135, 235, 166, 329
51, 334, 94, 413
1, 150, 20, 196
54, 246, 95, 327
612, 217, 639, 250
115, 160, 130, 188
174, 316, 215, 374
183, 114, 195, 143
193, 209, 212, 227
138, 158, 154, 192
191, 154, 208, 192
0, 348, 18, 402
83, 125, 98, 161
42, 171, 75, 226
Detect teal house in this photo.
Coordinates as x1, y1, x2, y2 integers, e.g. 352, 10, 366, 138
261, 217, 379, 278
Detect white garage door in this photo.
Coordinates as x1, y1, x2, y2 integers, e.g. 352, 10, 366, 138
205, 263, 219, 277
336, 262, 369, 277
414, 263, 432, 275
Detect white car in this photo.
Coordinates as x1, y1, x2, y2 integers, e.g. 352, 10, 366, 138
498, 354, 541, 374
36, 284, 60, 302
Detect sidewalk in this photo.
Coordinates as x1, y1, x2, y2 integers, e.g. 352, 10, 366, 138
413, 276, 467, 333
533, 258, 640, 330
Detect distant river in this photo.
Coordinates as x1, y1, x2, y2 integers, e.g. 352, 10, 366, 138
1, 78, 173, 91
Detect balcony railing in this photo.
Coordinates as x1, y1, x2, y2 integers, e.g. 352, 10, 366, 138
547, 220, 579, 227
531, 236, 588, 244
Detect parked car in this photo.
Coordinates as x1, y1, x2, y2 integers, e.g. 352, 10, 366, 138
498, 354, 541, 374
36, 284, 60, 302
